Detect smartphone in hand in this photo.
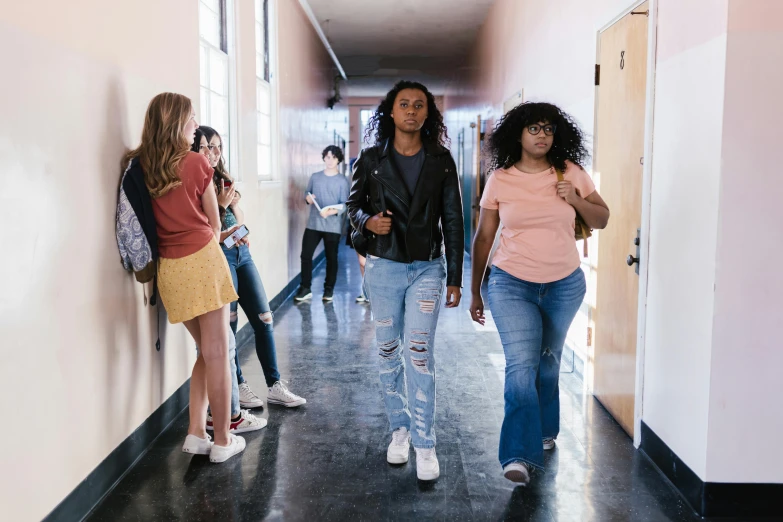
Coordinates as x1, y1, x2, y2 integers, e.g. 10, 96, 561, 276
223, 224, 250, 249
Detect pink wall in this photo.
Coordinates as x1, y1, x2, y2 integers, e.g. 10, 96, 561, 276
277, 0, 349, 280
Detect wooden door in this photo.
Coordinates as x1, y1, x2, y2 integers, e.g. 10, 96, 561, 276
592, 2, 649, 437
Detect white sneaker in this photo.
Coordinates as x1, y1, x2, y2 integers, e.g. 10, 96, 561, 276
267, 381, 307, 408
543, 438, 556, 450
182, 434, 213, 455
239, 383, 264, 409
503, 462, 531, 486
209, 434, 246, 463
206, 410, 267, 434
232, 410, 267, 433
386, 427, 411, 464
415, 447, 440, 481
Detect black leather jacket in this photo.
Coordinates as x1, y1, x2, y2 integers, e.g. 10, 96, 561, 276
347, 138, 464, 287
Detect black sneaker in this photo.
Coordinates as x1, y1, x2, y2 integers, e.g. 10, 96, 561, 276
294, 287, 312, 302
322, 289, 334, 302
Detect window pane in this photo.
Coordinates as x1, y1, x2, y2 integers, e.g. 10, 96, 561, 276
258, 144, 271, 178
256, 81, 271, 114
256, 53, 263, 80
255, 0, 262, 20
221, 135, 230, 172
200, 88, 210, 125
199, 3, 220, 48
209, 49, 227, 95
257, 113, 271, 145
255, 22, 264, 54
201, 0, 219, 12
210, 92, 228, 135
200, 44, 208, 87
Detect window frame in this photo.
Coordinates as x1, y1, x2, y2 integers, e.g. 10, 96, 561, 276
256, 0, 278, 183
198, 0, 239, 178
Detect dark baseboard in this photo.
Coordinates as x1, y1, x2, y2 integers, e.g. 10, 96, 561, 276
44, 255, 325, 522
640, 421, 783, 518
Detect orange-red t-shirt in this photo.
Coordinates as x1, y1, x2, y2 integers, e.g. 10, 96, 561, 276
152, 152, 215, 259
480, 160, 596, 283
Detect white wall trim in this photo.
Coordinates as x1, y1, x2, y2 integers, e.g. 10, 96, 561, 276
594, 0, 658, 447
633, 0, 658, 449
297, 0, 347, 80
226, 0, 241, 179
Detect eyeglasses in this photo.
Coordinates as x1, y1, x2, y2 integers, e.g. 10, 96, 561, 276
527, 124, 556, 136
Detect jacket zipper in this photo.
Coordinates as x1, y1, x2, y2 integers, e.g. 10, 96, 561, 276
429, 204, 433, 261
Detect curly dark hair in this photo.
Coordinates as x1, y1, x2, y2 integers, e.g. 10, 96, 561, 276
364, 80, 449, 148
485, 102, 590, 173
322, 145, 344, 163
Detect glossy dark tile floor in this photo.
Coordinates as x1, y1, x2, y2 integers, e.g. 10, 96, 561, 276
90, 247, 726, 521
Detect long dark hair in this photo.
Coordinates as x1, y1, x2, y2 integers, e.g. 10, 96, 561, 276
364, 80, 449, 148
485, 102, 589, 173
191, 125, 232, 195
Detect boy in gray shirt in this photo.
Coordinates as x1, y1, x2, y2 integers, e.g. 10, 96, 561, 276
294, 146, 350, 302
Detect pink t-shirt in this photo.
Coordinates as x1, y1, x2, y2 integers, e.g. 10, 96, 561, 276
480, 160, 595, 283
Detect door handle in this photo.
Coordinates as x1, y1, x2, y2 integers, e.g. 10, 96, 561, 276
628, 228, 641, 275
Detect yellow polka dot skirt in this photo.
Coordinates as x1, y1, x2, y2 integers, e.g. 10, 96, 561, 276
157, 238, 238, 324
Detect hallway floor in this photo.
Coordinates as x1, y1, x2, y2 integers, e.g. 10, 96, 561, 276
89, 247, 719, 521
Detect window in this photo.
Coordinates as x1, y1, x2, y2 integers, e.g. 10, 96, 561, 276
256, 0, 273, 180
199, 0, 232, 170
360, 109, 375, 148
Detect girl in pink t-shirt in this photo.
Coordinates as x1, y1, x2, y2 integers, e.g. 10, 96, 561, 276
469, 102, 609, 485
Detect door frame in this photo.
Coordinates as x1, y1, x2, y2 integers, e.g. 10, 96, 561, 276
593, 0, 658, 447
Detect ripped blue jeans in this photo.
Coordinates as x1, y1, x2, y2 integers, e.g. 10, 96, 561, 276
364, 255, 446, 449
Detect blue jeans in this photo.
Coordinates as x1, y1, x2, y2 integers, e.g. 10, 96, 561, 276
488, 267, 586, 470
222, 244, 281, 387
364, 255, 447, 449
201, 330, 240, 417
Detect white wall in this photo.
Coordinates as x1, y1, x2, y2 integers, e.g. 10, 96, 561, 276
642, 32, 727, 480
0, 1, 346, 520
706, 0, 783, 483
0, 3, 199, 520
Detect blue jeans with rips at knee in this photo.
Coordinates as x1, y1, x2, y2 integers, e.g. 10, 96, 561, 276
364, 255, 447, 449
200, 330, 240, 417
488, 266, 586, 470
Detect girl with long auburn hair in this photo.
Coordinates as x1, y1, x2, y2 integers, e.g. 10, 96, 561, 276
126, 93, 245, 463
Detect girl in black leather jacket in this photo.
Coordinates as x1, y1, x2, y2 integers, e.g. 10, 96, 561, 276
347, 81, 464, 482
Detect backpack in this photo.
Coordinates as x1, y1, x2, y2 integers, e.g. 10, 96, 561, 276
116, 158, 159, 298
116, 158, 162, 350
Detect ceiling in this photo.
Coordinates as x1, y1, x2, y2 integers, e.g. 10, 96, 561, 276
305, 0, 496, 96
